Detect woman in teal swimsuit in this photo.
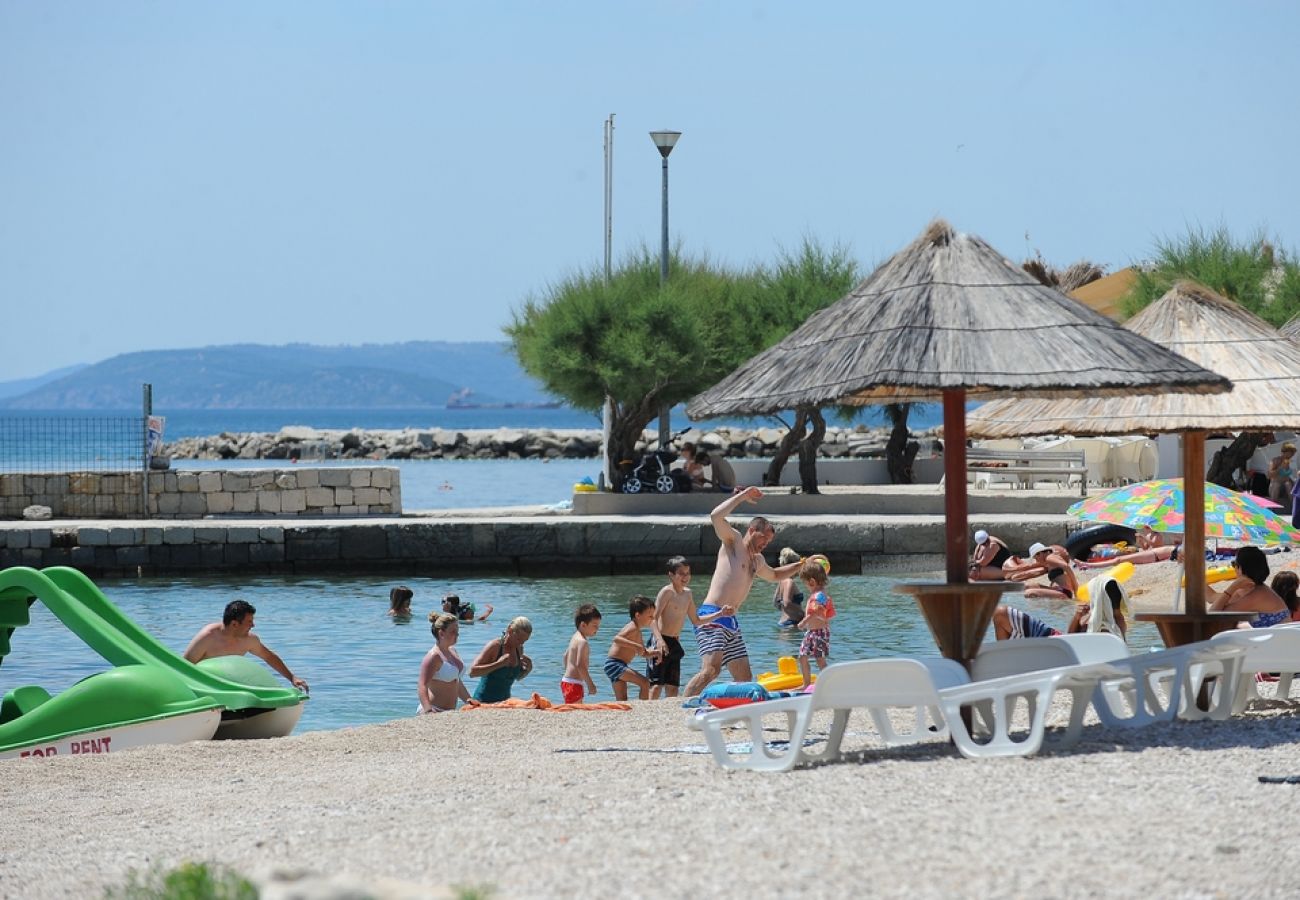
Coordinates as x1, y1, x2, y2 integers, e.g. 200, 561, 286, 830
469, 616, 534, 703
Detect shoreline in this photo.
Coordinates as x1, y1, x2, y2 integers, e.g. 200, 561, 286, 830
3, 697, 1299, 897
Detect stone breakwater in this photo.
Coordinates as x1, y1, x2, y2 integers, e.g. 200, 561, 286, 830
163, 424, 938, 461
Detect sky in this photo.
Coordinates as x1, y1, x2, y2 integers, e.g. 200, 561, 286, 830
3, 2, 1299, 382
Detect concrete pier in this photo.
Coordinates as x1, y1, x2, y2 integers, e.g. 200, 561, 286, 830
0, 510, 1075, 578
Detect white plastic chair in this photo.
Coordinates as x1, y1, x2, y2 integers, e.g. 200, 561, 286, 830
1210, 628, 1300, 713
690, 658, 968, 772
940, 660, 1126, 757
1091, 640, 1246, 726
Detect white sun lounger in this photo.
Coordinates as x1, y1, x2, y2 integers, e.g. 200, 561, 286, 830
1210, 628, 1300, 714
689, 658, 967, 772
690, 654, 1130, 771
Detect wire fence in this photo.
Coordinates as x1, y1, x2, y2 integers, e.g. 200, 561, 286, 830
0, 416, 149, 518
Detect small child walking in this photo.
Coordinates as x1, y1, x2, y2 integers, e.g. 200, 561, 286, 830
560, 604, 602, 704
604, 595, 660, 701
797, 557, 835, 689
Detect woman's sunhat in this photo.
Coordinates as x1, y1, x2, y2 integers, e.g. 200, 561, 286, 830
1028, 542, 1049, 556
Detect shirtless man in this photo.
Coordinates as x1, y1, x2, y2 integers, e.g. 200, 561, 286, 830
683, 487, 806, 697
647, 555, 733, 699
183, 599, 309, 692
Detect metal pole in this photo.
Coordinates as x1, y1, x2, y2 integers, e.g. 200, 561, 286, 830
657, 154, 671, 446
141, 383, 152, 519
600, 114, 615, 489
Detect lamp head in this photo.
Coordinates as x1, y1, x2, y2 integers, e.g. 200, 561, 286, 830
649, 130, 681, 158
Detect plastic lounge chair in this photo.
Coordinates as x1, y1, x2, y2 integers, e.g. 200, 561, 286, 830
690, 658, 968, 772
939, 660, 1126, 758
1091, 640, 1246, 727
1210, 629, 1300, 714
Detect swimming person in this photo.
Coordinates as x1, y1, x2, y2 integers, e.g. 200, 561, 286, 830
442, 593, 494, 623
469, 616, 533, 703
388, 585, 413, 618
772, 547, 805, 628
183, 599, 309, 692
417, 613, 477, 713
682, 487, 806, 697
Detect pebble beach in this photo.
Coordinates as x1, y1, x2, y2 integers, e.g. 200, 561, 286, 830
4, 666, 1300, 899
4, 556, 1300, 898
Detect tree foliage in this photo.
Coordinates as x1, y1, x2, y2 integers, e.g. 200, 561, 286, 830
508, 239, 860, 475
1122, 224, 1300, 325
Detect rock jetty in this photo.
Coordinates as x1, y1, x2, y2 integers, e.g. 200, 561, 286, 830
162, 424, 939, 462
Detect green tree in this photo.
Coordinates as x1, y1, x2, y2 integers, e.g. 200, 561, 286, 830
1122, 224, 1300, 325
506, 247, 747, 470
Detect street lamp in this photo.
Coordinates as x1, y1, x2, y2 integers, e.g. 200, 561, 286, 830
649, 130, 681, 284
649, 129, 681, 446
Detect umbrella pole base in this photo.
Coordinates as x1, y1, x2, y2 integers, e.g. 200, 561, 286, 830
893, 581, 1022, 672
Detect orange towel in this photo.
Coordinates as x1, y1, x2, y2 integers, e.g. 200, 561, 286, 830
462, 692, 631, 712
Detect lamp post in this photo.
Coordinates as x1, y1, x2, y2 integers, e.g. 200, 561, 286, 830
649, 129, 681, 447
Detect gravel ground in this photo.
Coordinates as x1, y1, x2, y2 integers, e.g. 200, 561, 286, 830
4, 694, 1300, 899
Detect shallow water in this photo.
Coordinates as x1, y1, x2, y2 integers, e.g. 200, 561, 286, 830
0, 572, 1162, 733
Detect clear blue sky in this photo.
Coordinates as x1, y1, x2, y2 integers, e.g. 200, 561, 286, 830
3, 2, 1298, 382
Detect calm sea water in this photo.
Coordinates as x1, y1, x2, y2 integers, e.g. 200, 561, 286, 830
1, 405, 940, 509
0, 572, 1162, 734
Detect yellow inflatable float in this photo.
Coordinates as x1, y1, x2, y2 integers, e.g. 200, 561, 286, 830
1182, 564, 1237, 587
756, 656, 816, 692
1076, 561, 1135, 603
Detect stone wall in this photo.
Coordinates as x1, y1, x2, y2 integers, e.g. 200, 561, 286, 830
0, 514, 1075, 578
0, 467, 401, 520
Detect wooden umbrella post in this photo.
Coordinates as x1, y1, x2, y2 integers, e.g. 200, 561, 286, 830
896, 388, 1019, 673
943, 389, 969, 584
1137, 430, 1251, 645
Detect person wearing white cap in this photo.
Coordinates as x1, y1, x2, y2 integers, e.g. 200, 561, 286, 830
969, 529, 1013, 581
1018, 542, 1078, 601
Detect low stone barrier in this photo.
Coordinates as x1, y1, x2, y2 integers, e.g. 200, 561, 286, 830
0, 514, 1073, 578
162, 424, 941, 462
0, 467, 400, 520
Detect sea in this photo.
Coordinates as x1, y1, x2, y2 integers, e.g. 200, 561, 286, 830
0, 405, 943, 510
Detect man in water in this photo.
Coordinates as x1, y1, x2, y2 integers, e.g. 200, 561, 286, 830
184, 599, 309, 692
683, 487, 806, 697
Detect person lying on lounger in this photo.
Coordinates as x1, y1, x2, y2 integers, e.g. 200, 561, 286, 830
992, 577, 1129, 641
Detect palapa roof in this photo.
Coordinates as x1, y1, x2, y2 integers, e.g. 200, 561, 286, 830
687, 220, 1229, 418
1282, 312, 1300, 341
1067, 267, 1138, 322
968, 280, 1300, 437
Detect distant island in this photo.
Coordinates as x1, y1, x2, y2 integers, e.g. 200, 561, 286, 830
0, 341, 558, 410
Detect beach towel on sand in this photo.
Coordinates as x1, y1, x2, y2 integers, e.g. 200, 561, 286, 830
461, 691, 631, 712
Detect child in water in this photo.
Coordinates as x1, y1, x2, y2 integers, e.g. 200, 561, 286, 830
560, 604, 602, 704
604, 595, 660, 701
797, 557, 835, 689
441, 593, 494, 623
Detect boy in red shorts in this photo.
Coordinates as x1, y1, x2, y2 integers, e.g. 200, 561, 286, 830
560, 604, 601, 704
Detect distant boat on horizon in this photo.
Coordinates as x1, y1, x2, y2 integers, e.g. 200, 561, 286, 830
446, 387, 562, 411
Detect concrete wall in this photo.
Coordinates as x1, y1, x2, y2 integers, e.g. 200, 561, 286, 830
728, 457, 945, 487
0, 513, 1075, 578
0, 467, 401, 520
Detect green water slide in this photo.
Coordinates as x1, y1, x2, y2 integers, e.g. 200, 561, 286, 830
0, 566, 303, 711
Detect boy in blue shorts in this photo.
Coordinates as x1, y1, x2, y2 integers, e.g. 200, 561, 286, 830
603, 595, 659, 701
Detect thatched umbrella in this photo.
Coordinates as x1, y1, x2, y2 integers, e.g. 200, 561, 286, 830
687, 221, 1230, 665
968, 281, 1300, 638
1282, 311, 1300, 341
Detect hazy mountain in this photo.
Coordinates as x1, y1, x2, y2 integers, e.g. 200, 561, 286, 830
0, 342, 556, 409
0, 363, 90, 400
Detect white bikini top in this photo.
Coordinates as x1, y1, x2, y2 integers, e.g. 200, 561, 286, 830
430, 655, 464, 683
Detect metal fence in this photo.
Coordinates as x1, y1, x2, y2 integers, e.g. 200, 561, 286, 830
0, 416, 150, 518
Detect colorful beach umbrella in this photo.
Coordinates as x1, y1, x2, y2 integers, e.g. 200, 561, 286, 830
1068, 478, 1300, 544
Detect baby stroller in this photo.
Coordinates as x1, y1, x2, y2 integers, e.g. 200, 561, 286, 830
619, 448, 680, 494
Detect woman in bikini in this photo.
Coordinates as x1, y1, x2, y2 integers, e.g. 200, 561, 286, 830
418, 613, 478, 713
1208, 546, 1291, 628
1020, 542, 1078, 600
469, 616, 534, 703
969, 530, 1013, 581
